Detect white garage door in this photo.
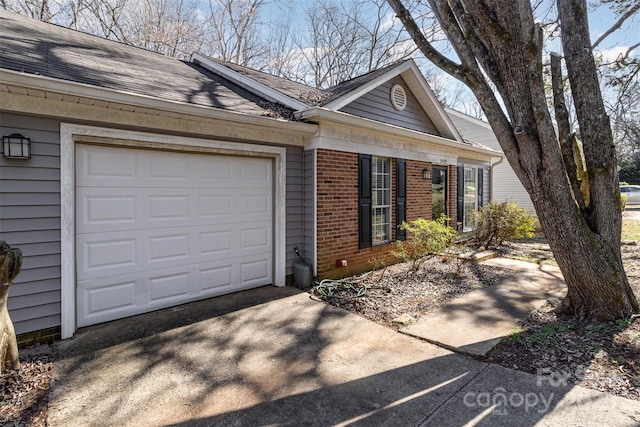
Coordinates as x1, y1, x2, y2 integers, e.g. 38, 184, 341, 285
75, 144, 273, 327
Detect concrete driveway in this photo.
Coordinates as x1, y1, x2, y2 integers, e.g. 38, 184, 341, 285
48, 286, 640, 426
625, 205, 640, 220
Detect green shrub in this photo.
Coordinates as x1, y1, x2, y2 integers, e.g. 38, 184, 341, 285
473, 201, 535, 247
392, 217, 457, 271
621, 194, 627, 212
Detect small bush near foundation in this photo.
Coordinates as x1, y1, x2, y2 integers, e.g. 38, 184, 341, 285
473, 201, 535, 247
392, 217, 457, 271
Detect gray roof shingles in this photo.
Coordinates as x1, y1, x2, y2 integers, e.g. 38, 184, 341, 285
209, 57, 411, 107
0, 10, 279, 117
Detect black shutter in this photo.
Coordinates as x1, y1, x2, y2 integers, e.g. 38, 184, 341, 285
396, 158, 407, 241
477, 168, 484, 208
457, 165, 465, 225
359, 154, 372, 249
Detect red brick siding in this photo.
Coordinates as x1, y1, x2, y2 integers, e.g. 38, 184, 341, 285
317, 149, 403, 277
316, 150, 444, 278
449, 165, 458, 228
406, 160, 432, 221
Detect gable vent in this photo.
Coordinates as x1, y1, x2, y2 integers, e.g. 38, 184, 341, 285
390, 84, 407, 111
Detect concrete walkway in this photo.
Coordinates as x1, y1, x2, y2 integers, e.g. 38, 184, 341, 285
401, 258, 566, 356
47, 262, 640, 426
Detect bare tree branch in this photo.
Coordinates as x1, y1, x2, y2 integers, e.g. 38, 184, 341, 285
592, 1, 640, 50
551, 52, 585, 210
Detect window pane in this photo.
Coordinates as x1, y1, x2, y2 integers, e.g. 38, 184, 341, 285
371, 156, 391, 243
432, 166, 447, 219
372, 207, 390, 243
463, 167, 476, 229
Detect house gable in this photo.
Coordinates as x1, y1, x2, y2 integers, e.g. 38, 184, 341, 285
320, 61, 462, 142
339, 75, 439, 136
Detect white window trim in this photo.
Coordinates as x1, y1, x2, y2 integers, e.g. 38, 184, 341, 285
60, 123, 287, 339
372, 156, 391, 244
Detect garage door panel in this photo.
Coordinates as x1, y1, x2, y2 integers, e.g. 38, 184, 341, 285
198, 230, 233, 257
240, 158, 271, 182
147, 195, 192, 223
240, 227, 271, 250
241, 194, 270, 215
77, 188, 267, 233
82, 237, 138, 271
240, 259, 271, 284
78, 227, 272, 281
76, 144, 274, 327
78, 277, 139, 325
148, 271, 191, 303
79, 194, 138, 227
199, 266, 232, 291
198, 195, 233, 219
196, 156, 233, 181
149, 155, 190, 180
78, 255, 272, 327
77, 146, 137, 184
148, 233, 191, 263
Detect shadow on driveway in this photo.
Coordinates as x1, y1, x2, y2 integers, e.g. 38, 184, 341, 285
49, 286, 638, 426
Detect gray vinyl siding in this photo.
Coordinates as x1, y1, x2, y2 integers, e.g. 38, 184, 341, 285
340, 76, 439, 135
285, 145, 305, 277
0, 113, 62, 335
447, 109, 536, 215
302, 149, 315, 273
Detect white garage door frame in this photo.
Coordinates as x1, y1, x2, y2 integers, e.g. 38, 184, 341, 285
60, 123, 287, 339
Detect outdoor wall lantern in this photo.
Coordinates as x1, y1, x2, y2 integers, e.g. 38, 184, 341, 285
423, 168, 432, 180
2, 133, 31, 159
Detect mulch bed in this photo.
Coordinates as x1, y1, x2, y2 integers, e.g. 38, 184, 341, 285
0, 344, 56, 426
311, 255, 515, 330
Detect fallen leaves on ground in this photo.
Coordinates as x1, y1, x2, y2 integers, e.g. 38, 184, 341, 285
0, 344, 56, 426
311, 255, 514, 329
486, 298, 640, 401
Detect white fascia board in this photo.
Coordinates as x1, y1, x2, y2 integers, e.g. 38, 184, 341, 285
401, 62, 464, 142
300, 107, 502, 158
191, 53, 310, 111
0, 69, 317, 135
445, 108, 494, 130
322, 61, 413, 111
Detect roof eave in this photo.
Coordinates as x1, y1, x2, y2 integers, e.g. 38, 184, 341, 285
0, 69, 318, 134
191, 53, 310, 111
300, 107, 502, 157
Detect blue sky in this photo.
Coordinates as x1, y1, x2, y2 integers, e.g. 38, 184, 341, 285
263, 1, 637, 65
260, 0, 637, 113
589, 1, 638, 62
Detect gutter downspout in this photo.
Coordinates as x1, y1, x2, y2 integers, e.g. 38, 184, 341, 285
489, 155, 505, 202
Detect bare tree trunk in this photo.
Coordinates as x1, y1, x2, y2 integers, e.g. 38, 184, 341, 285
386, 0, 639, 321
1, 241, 22, 373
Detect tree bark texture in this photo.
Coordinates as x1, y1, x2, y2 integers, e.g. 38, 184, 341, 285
387, 0, 638, 320
1, 241, 22, 373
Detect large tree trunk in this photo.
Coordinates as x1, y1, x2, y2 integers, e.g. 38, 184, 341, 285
1, 241, 22, 373
532, 185, 637, 320
387, 0, 639, 321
